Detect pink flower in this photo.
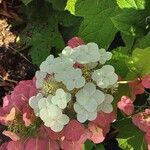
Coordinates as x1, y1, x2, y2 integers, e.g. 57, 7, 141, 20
142, 75, 150, 89
2, 79, 37, 113
88, 122, 105, 143
44, 120, 89, 150
148, 144, 150, 150
67, 37, 85, 48
22, 105, 35, 127
0, 79, 37, 125
7, 141, 24, 150
59, 120, 85, 150
0, 142, 8, 150
0, 107, 16, 124
63, 120, 85, 141
0, 137, 60, 150
2, 130, 20, 141
10, 79, 37, 111
132, 109, 150, 132
145, 128, 150, 150
117, 96, 134, 115
24, 138, 60, 150
145, 128, 150, 144
44, 126, 63, 140
61, 131, 89, 150
61, 139, 83, 150
1, 95, 13, 114
92, 111, 116, 135
87, 111, 116, 144
129, 79, 144, 96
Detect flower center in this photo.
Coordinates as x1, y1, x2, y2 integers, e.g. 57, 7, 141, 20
142, 113, 150, 121
82, 66, 92, 82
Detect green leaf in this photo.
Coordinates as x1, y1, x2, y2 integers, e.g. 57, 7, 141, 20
111, 9, 147, 36
30, 32, 51, 66
114, 118, 147, 150
83, 141, 105, 150
111, 0, 148, 36
116, 0, 146, 9
108, 47, 130, 78
29, 23, 64, 66
19, 1, 79, 66
134, 32, 150, 48
46, 0, 67, 10
21, 0, 32, 5
59, 11, 82, 27
23, 15, 65, 66
125, 47, 150, 80
121, 33, 135, 50
65, 0, 78, 14
95, 144, 105, 150
83, 140, 95, 150
127, 47, 150, 78
75, 0, 118, 48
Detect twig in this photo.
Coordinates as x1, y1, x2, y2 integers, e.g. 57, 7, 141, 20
8, 46, 33, 64
0, 75, 17, 84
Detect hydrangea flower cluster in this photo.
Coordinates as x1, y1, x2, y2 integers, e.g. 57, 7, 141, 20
0, 37, 118, 150
29, 37, 118, 132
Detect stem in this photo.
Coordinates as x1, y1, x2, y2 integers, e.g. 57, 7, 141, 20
117, 80, 134, 84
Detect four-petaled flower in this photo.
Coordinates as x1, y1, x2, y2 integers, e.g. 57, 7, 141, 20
99, 48, 112, 64
38, 96, 69, 132
92, 65, 118, 89
74, 83, 105, 123
97, 94, 113, 113
51, 89, 71, 109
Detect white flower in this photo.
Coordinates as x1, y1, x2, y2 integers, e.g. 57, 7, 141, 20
52, 56, 74, 74
35, 71, 47, 89
97, 94, 113, 113
99, 48, 112, 64
52, 57, 86, 91
92, 65, 118, 89
74, 102, 97, 123
29, 93, 43, 116
38, 94, 53, 110
55, 67, 85, 91
76, 83, 105, 111
51, 89, 71, 109
61, 46, 75, 59
38, 96, 69, 132
40, 55, 54, 74
40, 55, 74, 74
62, 43, 101, 64
47, 114, 69, 132
74, 83, 105, 122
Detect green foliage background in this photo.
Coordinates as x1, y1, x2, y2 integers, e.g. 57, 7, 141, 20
18, 0, 150, 149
